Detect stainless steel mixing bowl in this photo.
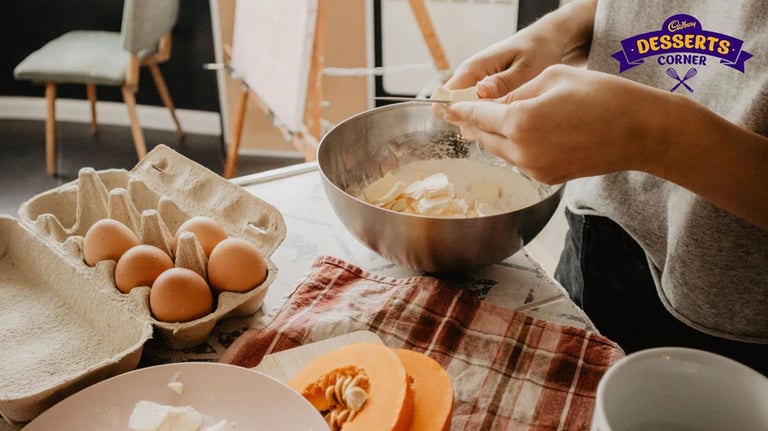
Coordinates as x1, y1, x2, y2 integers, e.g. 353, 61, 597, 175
317, 102, 563, 272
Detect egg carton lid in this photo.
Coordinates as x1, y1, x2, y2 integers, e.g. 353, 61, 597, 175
19, 144, 286, 258
129, 145, 286, 257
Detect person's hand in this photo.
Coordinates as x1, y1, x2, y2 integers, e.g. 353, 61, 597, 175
443, 65, 674, 184
440, 0, 597, 100
443, 31, 570, 100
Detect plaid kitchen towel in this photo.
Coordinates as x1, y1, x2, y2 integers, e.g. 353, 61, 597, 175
220, 256, 625, 430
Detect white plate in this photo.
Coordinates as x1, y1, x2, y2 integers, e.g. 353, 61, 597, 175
24, 362, 329, 431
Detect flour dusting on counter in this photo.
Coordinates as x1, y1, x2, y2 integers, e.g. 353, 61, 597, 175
360, 159, 540, 217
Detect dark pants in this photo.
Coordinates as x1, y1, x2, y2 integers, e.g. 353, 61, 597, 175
555, 209, 768, 376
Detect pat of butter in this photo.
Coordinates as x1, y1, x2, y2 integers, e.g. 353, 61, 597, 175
403, 173, 453, 200
205, 420, 235, 431
385, 197, 410, 212
128, 400, 203, 431
436, 198, 469, 217
450, 86, 479, 102
476, 202, 501, 217
430, 85, 479, 103
415, 195, 455, 216
363, 172, 405, 205
430, 85, 452, 101
419, 173, 453, 199
167, 372, 183, 396
167, 381, 184, 396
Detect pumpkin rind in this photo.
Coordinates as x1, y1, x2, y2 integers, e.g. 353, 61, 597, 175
394, 349, 454, 431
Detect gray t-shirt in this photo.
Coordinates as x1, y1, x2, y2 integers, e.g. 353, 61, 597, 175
566, 0, 768, 343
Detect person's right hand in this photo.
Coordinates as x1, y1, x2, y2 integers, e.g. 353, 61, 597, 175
443, 31, 571, 100
440, 0, 597, 99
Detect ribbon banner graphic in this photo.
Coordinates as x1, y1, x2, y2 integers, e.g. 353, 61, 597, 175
612, 14, 752, 73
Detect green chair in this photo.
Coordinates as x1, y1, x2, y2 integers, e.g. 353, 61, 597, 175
14, 0, 183, 176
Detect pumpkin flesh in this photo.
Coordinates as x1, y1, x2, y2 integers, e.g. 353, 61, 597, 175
289, 343, 414, 431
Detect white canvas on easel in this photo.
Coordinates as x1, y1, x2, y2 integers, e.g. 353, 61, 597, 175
230, 0, 318, 132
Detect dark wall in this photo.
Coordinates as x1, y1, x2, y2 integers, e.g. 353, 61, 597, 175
0, 0, 220, 112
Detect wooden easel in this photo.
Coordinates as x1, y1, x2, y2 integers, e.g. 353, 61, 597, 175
222, 0, 324, 178
407, 0, 450, 73
223, 0, 448, 179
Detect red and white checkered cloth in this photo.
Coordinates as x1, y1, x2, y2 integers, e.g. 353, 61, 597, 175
220, 256, 624, 430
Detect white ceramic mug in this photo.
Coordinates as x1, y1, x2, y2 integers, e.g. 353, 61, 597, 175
592, 347, 768, 431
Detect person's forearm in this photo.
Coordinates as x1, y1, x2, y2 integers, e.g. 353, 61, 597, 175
646, 94, 768, 230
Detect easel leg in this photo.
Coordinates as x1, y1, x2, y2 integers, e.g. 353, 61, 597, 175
86, 84, 97, 134
45, 82, 57, 177
224, 85, 249, 179
407, 0, 450, 72
304, 0, 325, 146
289, 0, 325, 161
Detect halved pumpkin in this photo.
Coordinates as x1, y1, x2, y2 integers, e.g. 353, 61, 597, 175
289, 343, 414, 431
394, 349, 454, 431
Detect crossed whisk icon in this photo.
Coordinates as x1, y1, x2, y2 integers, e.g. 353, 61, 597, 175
666, 67, 697, 93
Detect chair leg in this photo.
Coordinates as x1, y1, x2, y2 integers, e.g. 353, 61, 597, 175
86, 84, 97, 134
224, 87, 249, 179
45, 82, 57, 177
148, 63, 183, 137
121, 85, 147, 160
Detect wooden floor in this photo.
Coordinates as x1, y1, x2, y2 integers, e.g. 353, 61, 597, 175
0, 119, 302, 216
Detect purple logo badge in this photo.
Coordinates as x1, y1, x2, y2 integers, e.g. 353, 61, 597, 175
612, 14, 752, 78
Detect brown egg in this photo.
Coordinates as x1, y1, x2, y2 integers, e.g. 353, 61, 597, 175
207, 238, 267, 293
149, 267, 213, 323
114, 245, 174, 294
83, 219, 140, 266
173, 216, 228, 257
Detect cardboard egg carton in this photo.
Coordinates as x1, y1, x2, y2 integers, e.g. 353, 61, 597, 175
0, 145, 286, 425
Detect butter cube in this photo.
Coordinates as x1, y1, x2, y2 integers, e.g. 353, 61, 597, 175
205, 420, 235, 431
420, 173, 453, 199
430, 85, 452, 101
416, 195, 455, 216
476, 202, 501, 217
128, 400, 203, 431
363, 172, 405, 205
450, 86, 479, 102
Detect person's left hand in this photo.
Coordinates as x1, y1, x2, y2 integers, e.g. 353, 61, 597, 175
443, 64, 672, 184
